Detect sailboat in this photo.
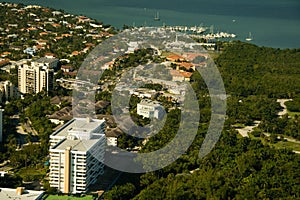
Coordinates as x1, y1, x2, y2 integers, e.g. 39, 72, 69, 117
246, 32, 253, 41
154, 11, 160, 21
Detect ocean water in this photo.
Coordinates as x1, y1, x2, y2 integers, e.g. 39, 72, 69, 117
3, 0, 300, 48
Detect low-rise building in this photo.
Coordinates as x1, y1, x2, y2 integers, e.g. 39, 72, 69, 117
0, 187, 44, 200
137, 99, 164, 119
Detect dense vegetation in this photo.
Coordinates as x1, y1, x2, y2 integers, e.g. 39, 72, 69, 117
104, 42, 300, 199
216, 41, 300, 98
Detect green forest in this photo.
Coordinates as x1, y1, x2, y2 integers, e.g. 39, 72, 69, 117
103, 42, 300, 199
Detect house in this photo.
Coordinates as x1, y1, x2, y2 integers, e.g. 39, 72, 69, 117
176, 62, 195, 71
0, 59, 10, 67
61, 65, 74, 73
24, 47, 36, 56
170, 70, 184, 82
105, 127, 122, 147
166, 54, 185, 62
170, 70, 192, 82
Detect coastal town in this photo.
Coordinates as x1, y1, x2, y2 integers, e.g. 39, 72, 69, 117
0, 2, 299, 200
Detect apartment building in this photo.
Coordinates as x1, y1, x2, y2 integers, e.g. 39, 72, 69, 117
49, 118, 106, 194
18, 63, 54, 94
0, 80, 18, 102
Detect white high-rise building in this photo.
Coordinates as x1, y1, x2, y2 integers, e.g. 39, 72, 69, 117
18, 64, 54, 94
49, 118, 106, 194
0, 109, 3, 143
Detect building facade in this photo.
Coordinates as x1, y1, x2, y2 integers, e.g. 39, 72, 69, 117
137, 99, 164, 119
49, 118, 106, 194
18, 64, 54, 94
0, 80, 18, 102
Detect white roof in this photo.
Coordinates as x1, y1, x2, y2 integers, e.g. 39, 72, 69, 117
52, 134, 105, 152
51, 118, 105, 138
0, 188, 44, 200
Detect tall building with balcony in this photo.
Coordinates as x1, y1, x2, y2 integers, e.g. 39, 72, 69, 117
18, 63, 54, 94
0, 80, 18, 102
49, 118, 106, 194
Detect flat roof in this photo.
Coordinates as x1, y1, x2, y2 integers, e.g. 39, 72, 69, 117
35, 57, 58, 63
52, 134, 105, 152
51, 118, 105, 138
138, 99, 162, 107
0, 188, 44, 200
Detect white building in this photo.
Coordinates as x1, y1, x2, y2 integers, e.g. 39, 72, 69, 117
18, 64, 54, 94
0, 187, 44, 200
49, 118, 106, 194
137, 99, 164, 119
0, 80, 18, 102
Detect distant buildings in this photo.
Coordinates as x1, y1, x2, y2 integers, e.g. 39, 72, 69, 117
0, 80, 18, 102
137, 99, 164, 119
49, 118, 106, 194
23, 47, 36, 56
18, 63, 54, 94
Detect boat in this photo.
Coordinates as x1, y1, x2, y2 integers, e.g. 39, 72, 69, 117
246, 32, 253, 41
154, 11, 160, 21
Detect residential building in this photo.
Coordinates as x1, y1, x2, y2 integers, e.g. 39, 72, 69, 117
18, 64, 54, 94
170, 70, 192, 82
0, 81, 13, 100
49, 118, 106, 194
33, 56, 59, 70
23, 47, 36, 56
137, 99, 164, 119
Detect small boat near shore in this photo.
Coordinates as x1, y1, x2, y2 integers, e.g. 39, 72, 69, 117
154, 12, 160, 21
246, 32, 253, 41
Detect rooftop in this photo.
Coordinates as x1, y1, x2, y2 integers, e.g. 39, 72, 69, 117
34, 57, 58, 64
139, 99, 162, 107
52, 134, 105, 152
51, 118, 105, 139
0, 188, 44, 200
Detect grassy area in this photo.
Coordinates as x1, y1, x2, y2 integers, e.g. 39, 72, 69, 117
272, 141, 300, 152
46, 195, 94, 200
16, 167, 47, 181
232, 123, 246, 128
288, 111, 300, 117
249, 132, 300, 152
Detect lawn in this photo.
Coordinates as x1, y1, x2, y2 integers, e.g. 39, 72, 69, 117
16, 167, 47, 181
273, 141, 300, 152
288, 111, 300, 117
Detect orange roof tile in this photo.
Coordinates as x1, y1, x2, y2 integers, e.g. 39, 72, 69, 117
180, 71, 193, 78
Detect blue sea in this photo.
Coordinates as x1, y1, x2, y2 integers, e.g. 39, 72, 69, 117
3, 0, 300, 48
